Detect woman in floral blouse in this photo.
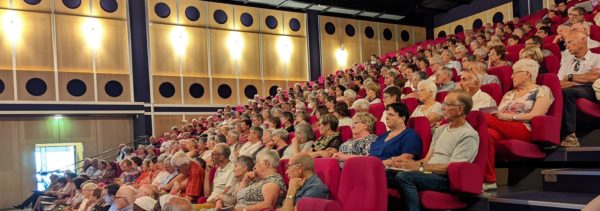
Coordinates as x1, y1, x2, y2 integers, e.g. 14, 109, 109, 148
331, 112, 378, 167
309, 114, 342, 158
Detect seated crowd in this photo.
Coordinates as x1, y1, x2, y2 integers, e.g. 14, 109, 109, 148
14, 1, 600, 210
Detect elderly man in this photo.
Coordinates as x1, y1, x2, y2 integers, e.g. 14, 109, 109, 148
114, 186, 136, 211
558, 32, 600, 147
171, 151, 205, 201
154, 156, 179, 192
206, 143, 235, 203
281, 153, 329, 211
470, 62, 501, 86
390, 90, 480, 211
570, 20, 600, 49
441, 49, 462, 74
239, 127, 264, 158
435, 67, 457, 92
227, 130, 242, 160
459, 70, 497, 110
162, 196, 193, 211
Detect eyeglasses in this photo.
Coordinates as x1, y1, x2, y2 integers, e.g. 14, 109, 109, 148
511, 70, 529, 76
442, 102, 463, 108
286, 163, 301, 168
351, 122, 365, 127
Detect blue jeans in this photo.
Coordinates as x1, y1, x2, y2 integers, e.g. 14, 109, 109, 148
392, 171, 449, 211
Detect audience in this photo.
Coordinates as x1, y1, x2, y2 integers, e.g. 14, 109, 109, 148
459, 70, 498, 110
236, 149, 287, 210
309, 114, 342, 158
281, 153, 330, 210
332, 112, 379, 166
411, 80, 444, 127
370, 103, 422, 165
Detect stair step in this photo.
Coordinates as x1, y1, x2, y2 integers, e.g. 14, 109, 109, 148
542, 169, 600, 193
488, 190, 596, 211
545, 147, 600, 162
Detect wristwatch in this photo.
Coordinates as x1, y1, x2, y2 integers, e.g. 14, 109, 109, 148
567, 74, 574, 82
287, 195, 294, 199
418, 162, 424, 172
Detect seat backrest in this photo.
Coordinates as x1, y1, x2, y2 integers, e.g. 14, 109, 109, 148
338, 126, 352, 142
480, 83, 502, 105
374, 121, 387, 136
349, 108, 356, 117
488, 65, 513, 94
115, 161, 122, 178
314, 158, 341, 200
536, 74, 563, 123
590, 24, 600, 42
368, 103, 386, 120
543, 43, 562, 61
288, 132, 295, 144
402, 97, 418, 115
505, 53, 519, 64
358, 88, 367, 98
407, 117, 432, 158
591, 46, 600, 54
309, 115, 318, 124
464, 111, 489, 172
337, 157, 387, 211
506, 43, 524, 54
435, 91, 449, 103
543, 55, 560, 74
278, 159, 290, 186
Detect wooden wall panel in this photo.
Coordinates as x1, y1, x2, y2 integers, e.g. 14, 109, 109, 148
11, 0, 50, 13
396, 25, 409, 49
147, 0, 178, 24
96, 116, 133, 160
15, 11, 53, 71
182, 77, 210, 104
153, 75, 182, 104
97, 73, 131, 102
259, 9, 283, 35
0, 119, 21, 209
211, 78, 237, 105
414, 27, 426, 43
320, 16, 340, 76
182, 27, 209, 77
379, 23, 397, 55
340, 18, 361, 66
59, 117, 97, 143
153, 115, 183, 136
95, 19, 130, 74
239, 79, 262, 101
237, 32, 260, 79
286, 36, 308, 81
57, 72, 95, 101
234, 5, 259, 32
149, 24, 179, 76
0, 70, 14, 100
262, 34, 285, 80
263, 80, 287, 97
55, 15, 93, 73
361, 21, 379, 64
54, 0, 92, 16
16, 71, 55, 101
283, 11, 305, 37
19, 144, 35, 206
18, 117, 60, 145
91, 0, 127, 19
208, 2, 234, 30
0, 11, 11, 70
209, 30, 235, 78
178, 0, 207, 27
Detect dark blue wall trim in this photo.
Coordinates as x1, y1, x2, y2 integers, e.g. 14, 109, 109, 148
0, 104, 144, 111
129, 0, 151, 103
144, 115, 153, 136
134, 114, 149, 138
434, 0, 512, 27
307, 10, 321, 81
153, 106, 222, 112
144, 107, 151, 112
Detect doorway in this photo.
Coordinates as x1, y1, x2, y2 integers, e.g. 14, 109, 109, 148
34, 143, 83, 191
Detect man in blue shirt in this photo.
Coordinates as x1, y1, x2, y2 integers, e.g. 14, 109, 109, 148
281, 153, 330, 210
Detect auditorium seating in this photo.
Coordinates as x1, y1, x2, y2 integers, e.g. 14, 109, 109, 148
338, 126, 353, 142
480, 83, 503, 105
368, 103, 386, 120
313, 158, 341, 200
488, 66, 513, 94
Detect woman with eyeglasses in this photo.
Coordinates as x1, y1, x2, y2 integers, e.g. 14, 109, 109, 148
483, 59, 554, 191
235, 149, 287, 210
308, 114, 342, 158
488, 45, 512, 68
410, 80, 443, 128
331, 112, 379, 167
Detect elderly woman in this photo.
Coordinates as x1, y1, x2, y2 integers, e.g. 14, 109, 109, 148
282, 122, 315, 159
309, 114, 342, 158
252, 128, 275, 159
331, 112, 379, 166
483, 59, 554, 190
333, 102, 352, 127
271, 129, 289, 157
235, 150, 287, 210
119, 159, 140, 185
488, 45, 512, 68
369, 103, 422, 166
519, 46, 548, 74
308, 98, 319, 116
411, 80, 443, 127
171, 151, 205, 201
295, 110, 309, 125
214, 156, 255, 210
74, 182, 98, 211
324, 96, 336, 113
343, 89, 357, 107
351, 98, 370, 112
364, 82, 382, 104
264, 116, 281, 129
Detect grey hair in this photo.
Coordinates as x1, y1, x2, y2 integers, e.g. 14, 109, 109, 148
513, 58, 540, 81
256, 149, 280, 168
271, 128, 289, 141
417, 79, 438, 94
294, 122, 315, 142
214, 143, 231, 159
352, 99, 370, 111
170, 151, 191, 168
228, 130, 240, 140
343, 89, 357, 100
263, 128, 275, 137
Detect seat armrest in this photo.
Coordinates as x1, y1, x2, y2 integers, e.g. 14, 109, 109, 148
448, 162, 483, 195
531, 115, 560, 146
297, 197, 343, 211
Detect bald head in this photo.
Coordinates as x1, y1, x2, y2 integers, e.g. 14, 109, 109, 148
566, 32, 589, 57
115, 186, 136, 209
162, 197, 192, 211
290, 152, 314, 172
137, 184, 159, 200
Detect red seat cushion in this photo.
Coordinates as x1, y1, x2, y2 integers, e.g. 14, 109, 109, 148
419, 191, 467, 210
495, 139, 546, 160
576, 98, 600, 118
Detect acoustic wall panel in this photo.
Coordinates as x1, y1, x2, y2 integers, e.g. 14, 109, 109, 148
234, 5, 259, 32
58, 117, 97, 143
414, 27, 426, 44
153, 115, 183, 136
58, 72, 95, 101
15, 11, 53, 72
264, 80, 286, 97
340, 18, 361, 66
148, 0, 178, 24
182, 27, 209, 77
178, 0, 206, 27
0, 10, 14, 70
320, 16, 340, 75
0, 70, 14, 100
239, 79, 262, 101
209, 29, 235, 78
259, 9, 283, 35
97, 73, 130, 102
54, 0, 92, 16
182, 77, 210, 104
149, 24, 179, 76
361, 20, 379, 61
396, 25, 410, 49
16, 70, 55, 101
286, 36, 308, 81
379, 23, 397, 55
283, 11, 305, 37
153, 75, 181, 104
211, 78, 237, 105
91, 0, 127, 20
237, 32, 260, 80
11, 0, 51, 13
261, 34, 285, 80
18, 117, 60, 144
55, 15, 93, 73
208, 2, 234, 30
95, 18, 130, 74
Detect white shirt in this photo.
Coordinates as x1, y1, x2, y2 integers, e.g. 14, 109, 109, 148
558, 50, 600, 80
239, 141, 262, 157
152, 171, 170, 187
472, 89, 497, 111
207, 161, 235, 202
444, 60, 463, 75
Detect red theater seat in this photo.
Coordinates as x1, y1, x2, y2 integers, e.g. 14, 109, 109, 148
576, 98, 600, 118
374, 121, 387, 136
368, 103, 386, 120
314, 158, 341, 200
488, 65, 513, 94
337, 126, 352, 142
543, 55, 560, 74
480, 83, 502, 105
436, 91, 449, 103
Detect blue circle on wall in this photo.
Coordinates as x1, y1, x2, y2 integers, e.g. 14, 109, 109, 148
63, 0, 81, 9
189, 83, 205, 98
365, 26, 375, 39
265, 16, 278, 29
401, 30, 410, 42
324, 22, 335, 35
105, 80, 123, 97
454, 25, 464, 34
473, 19, 483, 29
493, 12, 504, 24
0, 79, 4, 94
214, 9, 228, 24
345, 24, 355, 37
26, 78, 47, 96
154, 2, 171, 18
269, 86, 278, 96
66, 79, 86, 97
100, 0, 118, 13
218, 84, 232, 99
24, 0, 42, 5
383, 28, 393, 40
438, 31, 446, 38
159, 82, 176, 98
185, 6, 200, 21
244, 85, 258, 99
240, 13, 254, 27
289, 18, 301, 32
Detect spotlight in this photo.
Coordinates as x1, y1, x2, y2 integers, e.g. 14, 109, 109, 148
54, 115, 64, 120
83, 18, 102, 50
277, 36, 292, 63
2, 11, 23, 44
170, 26, 188, 55
227, 32, 243, 60
335, 46, 348, 67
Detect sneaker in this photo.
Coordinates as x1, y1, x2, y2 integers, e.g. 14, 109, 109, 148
560, 133, 580, 148
13, 205, 24, 209
483, 183, 498, 191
